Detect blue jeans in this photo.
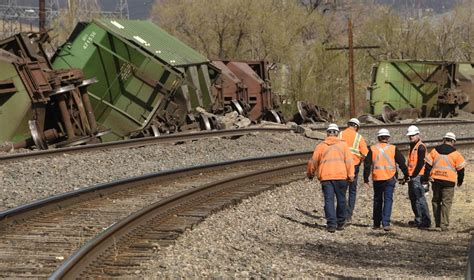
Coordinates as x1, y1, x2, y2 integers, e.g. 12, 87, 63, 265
321, 180, 348, 228
346, 164, 360, 219
408, 176, 431, 226
373, 177, 396, 227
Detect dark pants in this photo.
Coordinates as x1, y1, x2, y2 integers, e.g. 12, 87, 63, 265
321, 180, 348, 228
373, 177, 396, 227
346, 164, 360, 220
432, 182, 455, 229
408, 175, 431, 226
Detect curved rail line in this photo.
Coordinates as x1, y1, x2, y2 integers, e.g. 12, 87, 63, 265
50, 158, 306, 278
1, 140, 473, 278
0, 152, 308, 278
0, 127, 295, 163
49, 139, 474, 278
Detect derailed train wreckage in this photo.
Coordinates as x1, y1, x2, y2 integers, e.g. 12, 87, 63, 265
0, 33, 106, 150
0, 19, 285, 150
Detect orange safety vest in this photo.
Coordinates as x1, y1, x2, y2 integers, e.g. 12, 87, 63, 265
425, 148, 467, 183
339, 128, 368, 166
307, 137, 354, 181
407, 140, 426, 176
371, 143, 396, 181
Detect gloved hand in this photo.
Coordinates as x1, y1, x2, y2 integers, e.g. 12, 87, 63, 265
422, 182, 430, 193
307, 174, 314, 181
347, 176, 354, 183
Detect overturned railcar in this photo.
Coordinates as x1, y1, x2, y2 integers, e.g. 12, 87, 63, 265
0, 33, 102, 150
53, 19, 220, 141
214, 60, 283, 123
368, 60, 473, 118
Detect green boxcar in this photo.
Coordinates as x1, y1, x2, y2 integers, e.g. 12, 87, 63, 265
53, 19, 218, 141
369, 60, 474, 117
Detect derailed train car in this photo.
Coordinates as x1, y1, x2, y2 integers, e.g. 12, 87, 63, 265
0, 19, 284, 149
368, 60, 473, 119
0, 33, 103, 149
52, 19, 220, 141
52, 19, 282, 142
211, 60, 283, 123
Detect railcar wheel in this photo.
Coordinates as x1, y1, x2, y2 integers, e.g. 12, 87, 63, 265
28, 120, 48, 150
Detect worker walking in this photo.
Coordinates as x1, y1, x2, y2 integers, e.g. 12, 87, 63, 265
406, 125, 431, 228
307, 123, 354, 233
339, 118, 368, 223
363, 128, 408, 231
422, 132, 467, 231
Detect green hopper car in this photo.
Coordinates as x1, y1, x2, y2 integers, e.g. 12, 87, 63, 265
368, 60, 473, 118
53, 19, 219, 141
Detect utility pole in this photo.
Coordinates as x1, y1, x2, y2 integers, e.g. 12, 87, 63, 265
348, 17, 355, 117
325, 18, 379, 117
39, 0, 46, 32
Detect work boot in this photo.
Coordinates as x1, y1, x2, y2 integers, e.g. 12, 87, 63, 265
336, 223, 346, 231
327, 227, 336, 233
408, 220, 418, 227
383, 225, 392, 232
372, 224, 381, 230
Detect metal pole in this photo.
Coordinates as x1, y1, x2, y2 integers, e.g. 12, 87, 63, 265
348, 17, 355, 117
39, 0, 46, 32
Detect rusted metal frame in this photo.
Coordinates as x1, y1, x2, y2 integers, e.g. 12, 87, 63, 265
0, 151, 309, 224
49, 161, 305, 278
78, 81, 98, 133
71, 89, 91, 135
0, 127, 297, 163
56, 93, 76, 139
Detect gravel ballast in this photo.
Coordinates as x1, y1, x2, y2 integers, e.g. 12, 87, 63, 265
144, 162, 474, 279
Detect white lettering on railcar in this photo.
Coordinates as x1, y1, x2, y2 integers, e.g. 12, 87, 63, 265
82, 31, 97, 50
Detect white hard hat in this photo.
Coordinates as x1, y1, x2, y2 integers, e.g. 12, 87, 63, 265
377, 128, 391, 137
406, 125, 420, 136
348, 118, 360, 127
443, 132, 456, 141
327, 123, 340, 132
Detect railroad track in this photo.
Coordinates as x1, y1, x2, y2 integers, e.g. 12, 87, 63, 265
1, 139, 473, 278
0, 152, 308, 278
50, 156, 305, 278
0, 127, 294, 163
310, 119, 474, 131
1, 120, 472, 164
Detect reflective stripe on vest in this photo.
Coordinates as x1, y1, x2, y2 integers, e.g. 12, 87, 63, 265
408, 141, 425, 176
320, 144, 345, 164
340, 131, 362, 157
371, 143, 396, 181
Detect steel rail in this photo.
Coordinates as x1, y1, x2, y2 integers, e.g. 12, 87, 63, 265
0, 127, 295, 163
0, 151, 309, 224
310, 119, 474, 131
50, 160, 305, 278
